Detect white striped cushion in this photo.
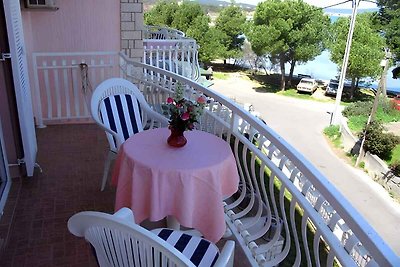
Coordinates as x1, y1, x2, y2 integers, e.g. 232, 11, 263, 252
152, 228, 219, 267
99, 94, 143, 147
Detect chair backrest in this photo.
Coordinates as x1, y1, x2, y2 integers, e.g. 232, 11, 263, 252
91, 78, 148, 152
68, 208, 196, 267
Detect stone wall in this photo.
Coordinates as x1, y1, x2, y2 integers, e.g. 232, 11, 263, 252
339, 118, 400, 198
120, 0, 143, 61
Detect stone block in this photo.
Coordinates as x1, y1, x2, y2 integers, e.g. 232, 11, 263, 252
121, 3, 142, 13
121, 13, 132, 22
134, 40, 143, 49
121, 30, 141, 40
121, 40, 129, 49
121, 22, 135, 31
134, 13, 144, 30
129, 49, 144, 58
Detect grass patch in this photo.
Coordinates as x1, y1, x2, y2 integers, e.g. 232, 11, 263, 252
277, 89, 312, 99
323, 125, 342, 148
388, 144, 400, 165
213, 72, 229, 80
347, 115, 368, 133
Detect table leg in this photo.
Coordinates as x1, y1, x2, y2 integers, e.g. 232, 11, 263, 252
166, 215, 180, 230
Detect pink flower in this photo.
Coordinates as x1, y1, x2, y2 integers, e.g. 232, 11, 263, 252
181, 112, 190, 121
197, 96, 206, 104
188, 123, 194, 130
167, 97, 174, 104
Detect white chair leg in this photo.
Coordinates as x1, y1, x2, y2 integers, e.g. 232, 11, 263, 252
101, 151, 116, 191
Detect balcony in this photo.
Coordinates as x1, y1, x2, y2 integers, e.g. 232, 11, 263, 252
0, 49, 399, 266
143, 25, 201, 82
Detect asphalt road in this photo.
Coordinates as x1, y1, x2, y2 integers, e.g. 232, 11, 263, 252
211, 75, 400, 256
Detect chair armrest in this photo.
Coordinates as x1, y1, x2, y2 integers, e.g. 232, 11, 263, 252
144, 105, 169, 127
149, 111, 169, 127
213, 240, 235, 267
113, 208, 135, 223
92, 117, 125, 149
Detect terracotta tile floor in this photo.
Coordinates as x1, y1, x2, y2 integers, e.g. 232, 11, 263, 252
0, 124, 248, 267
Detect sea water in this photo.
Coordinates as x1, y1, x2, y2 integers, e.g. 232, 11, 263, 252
289, 10, 399, 94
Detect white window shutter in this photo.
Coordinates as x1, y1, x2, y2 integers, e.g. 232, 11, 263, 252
3, 0, 38, 177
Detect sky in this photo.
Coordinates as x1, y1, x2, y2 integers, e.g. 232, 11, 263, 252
229, 0, 378, 9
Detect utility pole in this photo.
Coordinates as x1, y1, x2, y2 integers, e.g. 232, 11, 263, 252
355, 50, 391, 166
331, 0, 360, 125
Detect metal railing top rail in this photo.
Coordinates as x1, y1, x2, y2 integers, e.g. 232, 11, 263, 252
143, 38, 198, 46
143, 25, 186, 40
119, 52, 400, 266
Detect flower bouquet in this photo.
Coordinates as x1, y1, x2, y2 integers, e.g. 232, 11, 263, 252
162, 84, 206, 147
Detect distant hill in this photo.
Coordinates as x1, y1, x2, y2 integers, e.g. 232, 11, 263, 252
195, 0, 255, 10
143, 0, 256, 12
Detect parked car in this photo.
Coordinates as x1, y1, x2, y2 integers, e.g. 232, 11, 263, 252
391, 95, 400, 110
297, 73, 312, 79
296, 78, 318, 94
325, 79, 339, 96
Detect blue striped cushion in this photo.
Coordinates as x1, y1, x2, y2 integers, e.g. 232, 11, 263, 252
152, 228, 219, 267
99, 94, 142, 146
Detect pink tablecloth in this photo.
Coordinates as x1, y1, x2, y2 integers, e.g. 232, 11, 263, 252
111, 128, 239, 242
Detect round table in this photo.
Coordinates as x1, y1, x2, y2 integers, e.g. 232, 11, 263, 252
111, 128, 239, 242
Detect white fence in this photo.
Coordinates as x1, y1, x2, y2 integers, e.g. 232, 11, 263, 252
32, 51, 119, 127
119, 52, 400, 266
143, 39, 200, 81
31, 48, 200, 127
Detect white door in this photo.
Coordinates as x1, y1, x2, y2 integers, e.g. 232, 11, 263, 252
3, 0, 37, 176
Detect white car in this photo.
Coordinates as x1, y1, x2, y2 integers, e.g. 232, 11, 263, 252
297, 78, 318, 94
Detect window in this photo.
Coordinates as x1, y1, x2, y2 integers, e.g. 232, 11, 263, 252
25, 0, 58, 10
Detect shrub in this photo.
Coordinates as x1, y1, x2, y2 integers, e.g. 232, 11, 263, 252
342, 101, 373, 118
361, 121, 400, 160
389, 161, 400, 177
389, 160, 400, 176
359, 161, 365, 169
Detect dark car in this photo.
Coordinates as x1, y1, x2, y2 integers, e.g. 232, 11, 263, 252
325, 79, 339, 96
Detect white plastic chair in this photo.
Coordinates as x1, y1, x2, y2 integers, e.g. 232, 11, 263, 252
68, 208, 235, 267
91, 78, 168, 191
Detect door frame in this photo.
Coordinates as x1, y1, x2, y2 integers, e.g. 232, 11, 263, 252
0, 119, 11, 218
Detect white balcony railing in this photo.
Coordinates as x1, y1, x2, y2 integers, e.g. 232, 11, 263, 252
31, 51, 119, 127
143, 25, 185, 40
143, 25, 200, 81
119, 52, 400, 267
29, 50, 400, 265
143, 39, 200, 81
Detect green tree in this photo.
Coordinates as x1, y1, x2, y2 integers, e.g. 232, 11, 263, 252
329, 13, 385, 99
246, 0, 329, 90
215, 5, 246, 64
144, 1, 179, 27
171, 2, 205, 33
144, 1, 227, 63
186, 16, 227, 63
377, 1, 400, 62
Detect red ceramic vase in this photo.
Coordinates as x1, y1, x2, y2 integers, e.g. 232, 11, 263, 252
167, 127, 187, 147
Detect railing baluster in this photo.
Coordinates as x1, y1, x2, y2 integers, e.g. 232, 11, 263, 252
71, 59, 80, 118
43, 61, 52, 120
52, 60, 61, 119
62, 60, 71, 118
